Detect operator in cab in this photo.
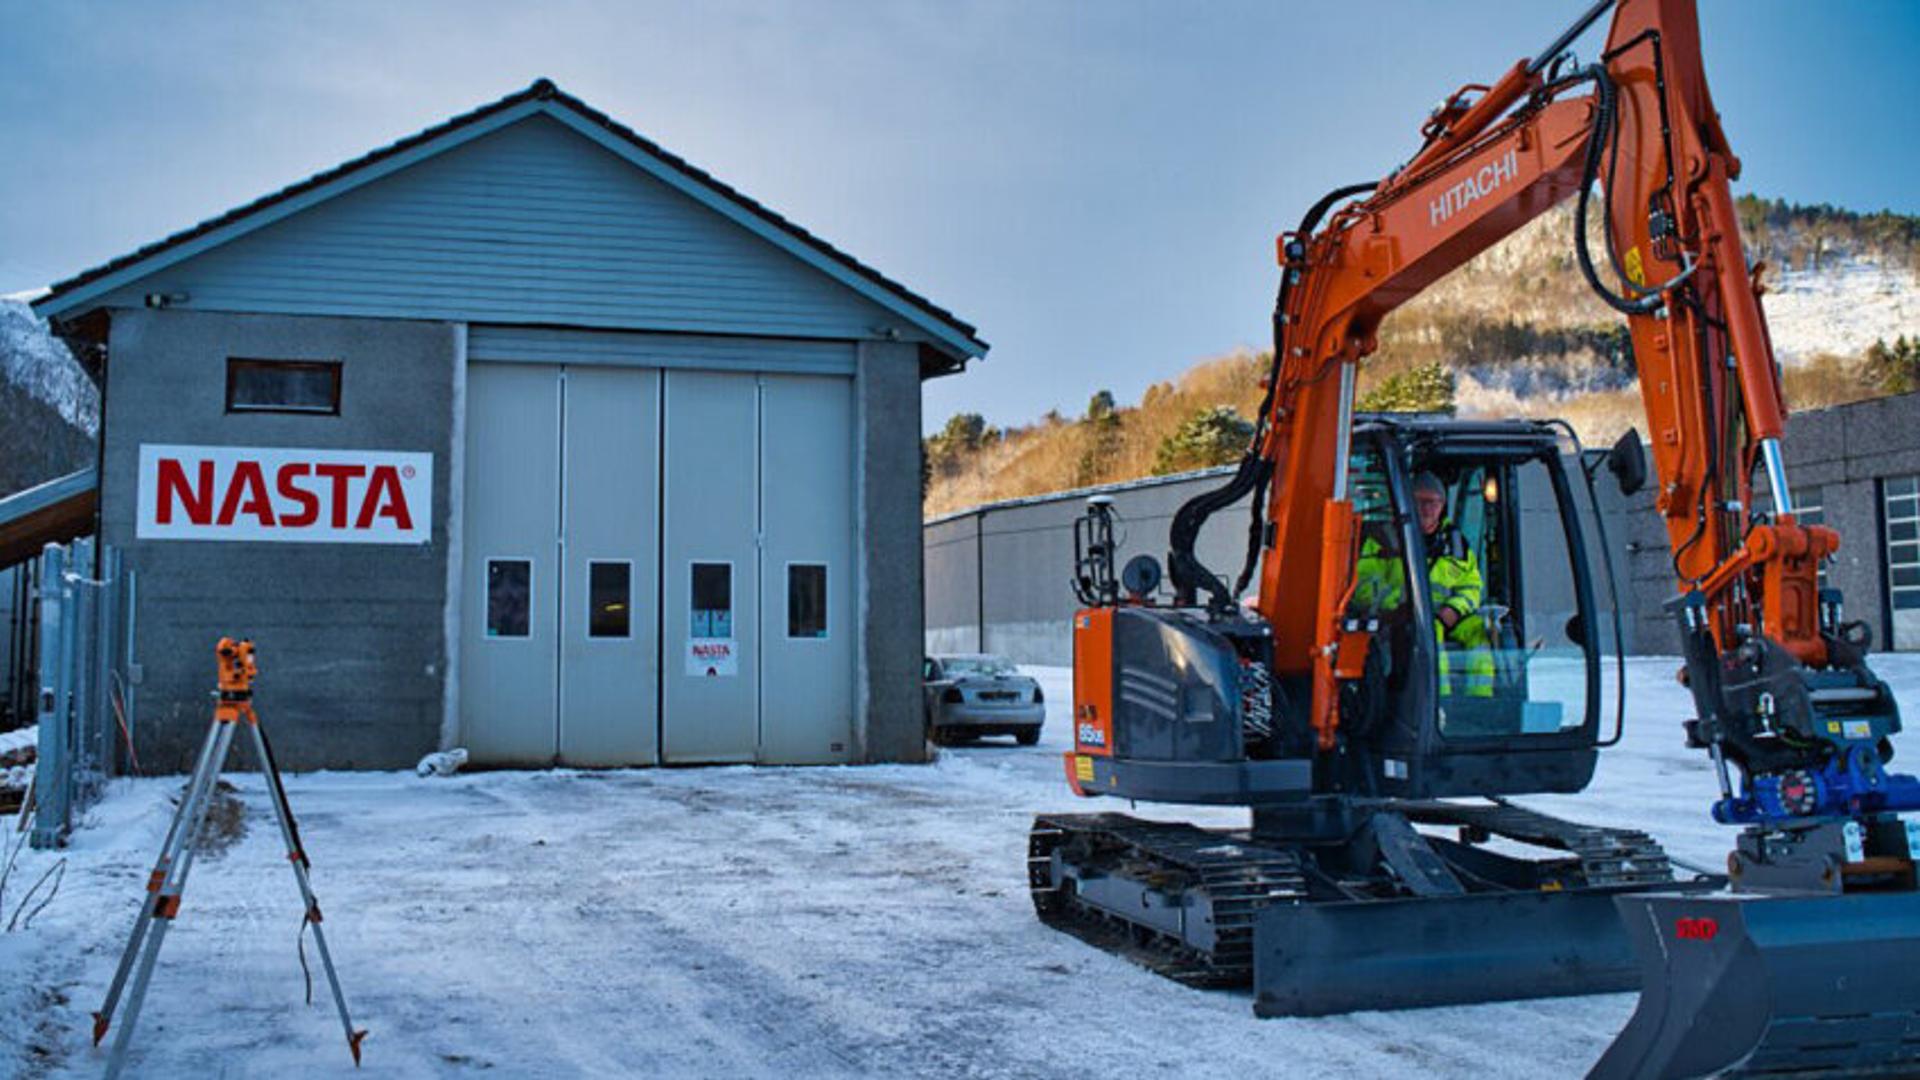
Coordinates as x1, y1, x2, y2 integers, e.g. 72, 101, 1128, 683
1352, 471, 1495, 698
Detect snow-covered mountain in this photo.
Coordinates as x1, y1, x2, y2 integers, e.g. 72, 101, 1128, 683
0, 296, 98, 437
0, 295, 98, 499
925, 196, 1920, 513
1766, 260, 1920, 361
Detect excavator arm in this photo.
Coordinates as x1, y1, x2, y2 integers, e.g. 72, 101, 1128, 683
1191, 0, 1887, 799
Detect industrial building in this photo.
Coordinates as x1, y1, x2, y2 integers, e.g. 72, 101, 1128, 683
926, 393, 1920, 664
27, 80, 985, 772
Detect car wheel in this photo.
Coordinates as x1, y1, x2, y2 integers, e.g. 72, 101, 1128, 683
1015, 728, 1041, 747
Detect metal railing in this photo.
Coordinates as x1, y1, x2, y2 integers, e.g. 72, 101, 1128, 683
30, 539, 136, 849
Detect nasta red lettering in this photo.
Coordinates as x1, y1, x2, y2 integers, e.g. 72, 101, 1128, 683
153, 456, 416, 532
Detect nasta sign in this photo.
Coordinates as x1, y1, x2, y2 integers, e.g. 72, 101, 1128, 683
137, 444, 432, 544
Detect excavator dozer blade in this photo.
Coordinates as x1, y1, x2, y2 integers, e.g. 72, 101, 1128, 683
1589, 892, 1920, 1079
1252, 886, 1698, 1018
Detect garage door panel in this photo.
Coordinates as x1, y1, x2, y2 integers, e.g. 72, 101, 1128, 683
559, 366, 661, 765
662, 370, 759, 763
461, 364, 560, 765
760, 374, 855, 763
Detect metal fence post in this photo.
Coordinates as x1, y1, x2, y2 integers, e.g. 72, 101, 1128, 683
101, 546, 124, 777
31, 543, 71, 848
72, 538, 96, 804
122, 560, 137, 764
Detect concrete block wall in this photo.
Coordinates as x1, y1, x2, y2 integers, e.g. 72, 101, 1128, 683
856, 341, 930, 763
102, 309, 458, 771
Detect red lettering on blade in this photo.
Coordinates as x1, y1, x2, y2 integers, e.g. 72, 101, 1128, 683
1674, 917, 1719, 941
156, 459, 214, 525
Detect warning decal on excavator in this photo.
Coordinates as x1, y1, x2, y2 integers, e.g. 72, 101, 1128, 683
1075, 755, 1095, 783
1623, 246, 1647, 287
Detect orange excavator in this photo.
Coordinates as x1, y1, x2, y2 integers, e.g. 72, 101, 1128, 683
1031, 2, 1920, 1074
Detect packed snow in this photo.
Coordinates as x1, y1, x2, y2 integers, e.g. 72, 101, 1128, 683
5, 658, 1920, 1079
0, 298, 98, 437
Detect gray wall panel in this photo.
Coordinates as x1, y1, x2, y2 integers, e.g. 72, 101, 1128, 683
856, 342, 927, 764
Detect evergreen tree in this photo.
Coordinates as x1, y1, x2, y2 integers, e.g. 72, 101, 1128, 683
1152, 405, 1254, 475
1357, 362, 1458, 414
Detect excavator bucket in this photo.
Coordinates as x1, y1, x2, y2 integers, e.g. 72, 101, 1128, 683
1589, 892, 1920, 1078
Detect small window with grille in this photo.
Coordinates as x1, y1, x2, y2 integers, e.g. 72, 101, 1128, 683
226, 358, 342, 415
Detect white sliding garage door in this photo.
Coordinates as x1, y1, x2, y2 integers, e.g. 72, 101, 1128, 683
462, 364, 661, 766
462, 362, 853, 767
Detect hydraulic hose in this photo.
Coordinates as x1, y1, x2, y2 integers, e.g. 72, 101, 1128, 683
1166, 179, 1377, 611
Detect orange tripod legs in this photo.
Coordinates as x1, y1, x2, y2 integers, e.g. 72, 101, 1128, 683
89, 639, 366, 1076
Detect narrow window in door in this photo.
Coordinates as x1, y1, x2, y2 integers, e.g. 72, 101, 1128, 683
589, 561, 631, 638
788, 563, 828, 639
691, 562, 732, 637
487, 558, 531, 638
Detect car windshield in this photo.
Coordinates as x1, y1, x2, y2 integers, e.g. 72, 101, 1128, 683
942, 657, 1020, 678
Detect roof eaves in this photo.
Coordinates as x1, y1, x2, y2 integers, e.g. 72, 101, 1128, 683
0, 465, 97, 523
922, 464, 1239, 527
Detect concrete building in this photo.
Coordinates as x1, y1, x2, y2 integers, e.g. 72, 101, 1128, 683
31, 80, 985, 772
927, 394, 1920, 665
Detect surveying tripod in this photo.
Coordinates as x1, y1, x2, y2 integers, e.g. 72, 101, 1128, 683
91, 638, 365, 1077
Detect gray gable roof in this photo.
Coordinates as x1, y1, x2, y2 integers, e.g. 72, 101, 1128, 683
33, 79, 986, 364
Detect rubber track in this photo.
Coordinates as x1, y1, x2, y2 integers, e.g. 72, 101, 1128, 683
1395, 799, 1677, 887
1029, 813, 1307, 988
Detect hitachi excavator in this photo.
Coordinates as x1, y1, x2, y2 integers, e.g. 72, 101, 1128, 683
1029, 1, 1920, 1075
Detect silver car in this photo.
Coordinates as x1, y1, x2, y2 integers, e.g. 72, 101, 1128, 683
923, 654, 1045, 746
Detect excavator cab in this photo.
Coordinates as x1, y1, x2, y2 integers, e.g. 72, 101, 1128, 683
1056, 418, 1610, 807
1332, 418, 1605, 799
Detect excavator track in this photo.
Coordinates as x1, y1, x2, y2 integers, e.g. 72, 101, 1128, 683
1032, 802, 1710, 1009
1029, 813, 1308, 987
1395, 798, 1678, 888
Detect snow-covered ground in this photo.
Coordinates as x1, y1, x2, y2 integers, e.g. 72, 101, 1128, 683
5, 657, 1920, 1079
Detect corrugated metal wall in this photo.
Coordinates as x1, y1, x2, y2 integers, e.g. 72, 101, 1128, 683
926, 394, 1920, 666
925, 461, 1638, 667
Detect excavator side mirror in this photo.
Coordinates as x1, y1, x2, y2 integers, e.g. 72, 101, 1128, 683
1606, 429, 1647, 497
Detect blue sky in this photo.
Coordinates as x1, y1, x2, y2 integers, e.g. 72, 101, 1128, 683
4, 1, 1916, 432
